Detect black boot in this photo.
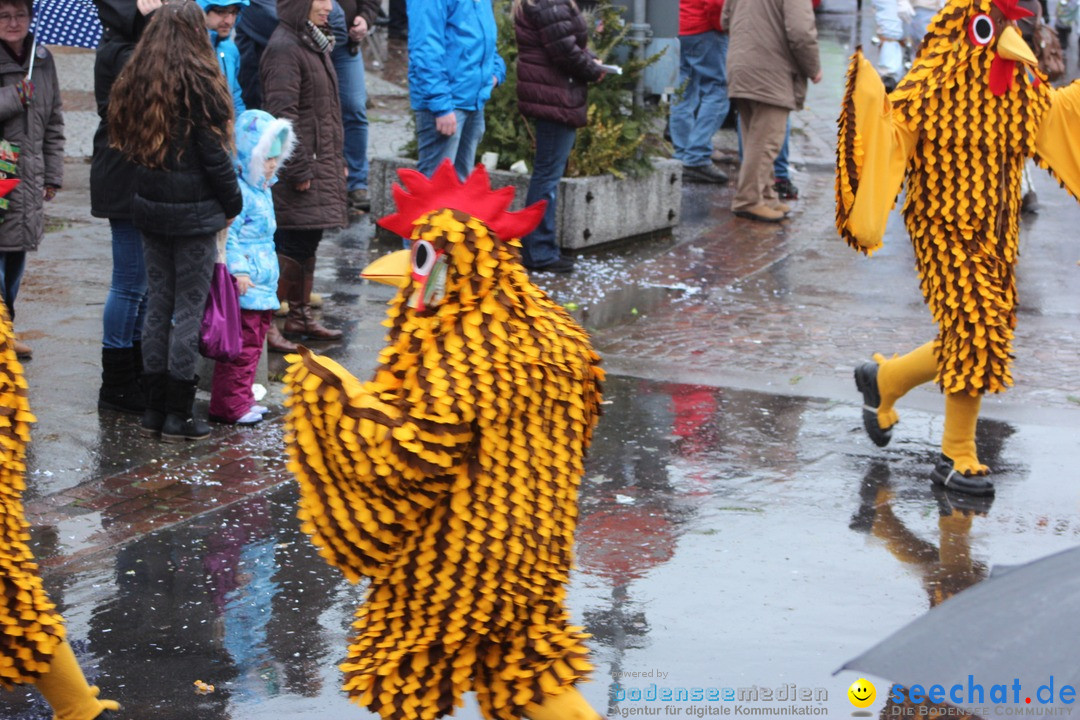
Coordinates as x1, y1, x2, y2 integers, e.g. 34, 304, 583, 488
98, 347, 146, 415
1057, 24, 1071, 61
161, 375, 211, 442
132, 340, 143, 381
139, 372, 167, 438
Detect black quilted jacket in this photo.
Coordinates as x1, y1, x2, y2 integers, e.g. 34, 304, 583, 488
515, 0, 603, 128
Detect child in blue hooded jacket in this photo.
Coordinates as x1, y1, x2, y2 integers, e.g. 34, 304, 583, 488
209, 109, 295, 425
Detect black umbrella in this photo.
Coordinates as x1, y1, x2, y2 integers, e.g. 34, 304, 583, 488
838, 544, 1080, 716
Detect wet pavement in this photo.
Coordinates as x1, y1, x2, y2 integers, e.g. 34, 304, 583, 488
3, 2, 1080, 718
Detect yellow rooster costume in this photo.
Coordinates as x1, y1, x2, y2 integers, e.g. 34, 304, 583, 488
283, 161, 604, 720
1, 303, 119, 720
836, 0, 1080, 495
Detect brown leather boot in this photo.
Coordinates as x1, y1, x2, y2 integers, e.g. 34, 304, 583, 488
267, 254, 301, 352
266, 322, 298, 353
283, 257, 342, 341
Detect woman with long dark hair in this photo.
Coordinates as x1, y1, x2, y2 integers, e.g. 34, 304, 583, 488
109, 0, 242, 442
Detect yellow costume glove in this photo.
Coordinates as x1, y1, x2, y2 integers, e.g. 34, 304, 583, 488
35, 640, 120, 720
525, 687, 603, 720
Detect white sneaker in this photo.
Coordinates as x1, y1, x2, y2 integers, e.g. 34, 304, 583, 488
251, 404, 269, 415
235, 410, 263, 425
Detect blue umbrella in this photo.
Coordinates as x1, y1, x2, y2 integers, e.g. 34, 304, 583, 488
31, 0, 102, 49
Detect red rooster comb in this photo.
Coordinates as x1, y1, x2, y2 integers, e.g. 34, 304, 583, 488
992, 0, 1033, 20
377, 160, 547, 242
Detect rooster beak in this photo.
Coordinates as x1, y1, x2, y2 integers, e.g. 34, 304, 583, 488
996, 24, 1038, 67
361, 249, 411, 288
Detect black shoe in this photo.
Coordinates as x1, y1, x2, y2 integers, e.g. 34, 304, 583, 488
933, 485, 994, 516
1021, 190, 1039, 215
161, 414, 212, 442
682, 163, 729, 184
160, 375, 211, 442
139, 372, 167, 438
930, 454, 995, 496
854, 361, 893, 447
527, 256, 575, 274
348, 188, 370, 213
880, 73, 898, 93
98, 347, 146, 415
773, 177, 799, 200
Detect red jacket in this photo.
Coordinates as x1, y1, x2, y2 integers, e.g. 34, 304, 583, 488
679, 0, 725, 35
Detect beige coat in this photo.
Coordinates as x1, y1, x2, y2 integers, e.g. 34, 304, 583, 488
722, 0, 821, 111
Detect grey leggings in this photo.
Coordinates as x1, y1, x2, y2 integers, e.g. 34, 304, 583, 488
141, 232, 216, 381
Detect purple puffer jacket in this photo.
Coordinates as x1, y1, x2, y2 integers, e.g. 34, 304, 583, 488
514, 0, 604, 128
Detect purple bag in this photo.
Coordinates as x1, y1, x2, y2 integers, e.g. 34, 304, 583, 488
200, 262, 242, 362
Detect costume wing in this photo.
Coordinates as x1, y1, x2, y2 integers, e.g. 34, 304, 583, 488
283, 349, 473, 583
1035, 81, 1080, 200
836, 50, 918, 255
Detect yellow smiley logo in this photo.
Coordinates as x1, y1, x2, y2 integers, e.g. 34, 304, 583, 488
847, 678, 876, 708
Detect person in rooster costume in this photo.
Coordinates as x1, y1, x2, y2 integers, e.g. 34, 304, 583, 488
0, 300, 120, 719
282, 160, 605, 720
837, 0, 1080, 495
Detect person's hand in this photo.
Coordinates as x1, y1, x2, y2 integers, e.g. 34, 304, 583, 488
294, 180, 312, 192
348, 16, 368, 42
811, 69, 823, 84
43, 185, 58, 201
137, 0, 162, 15
492, 74, 498, 88
235, 275, 254, 296
435, 112, 457, 137
14, 79, 33, 107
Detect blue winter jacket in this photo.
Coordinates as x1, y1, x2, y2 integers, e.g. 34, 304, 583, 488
227, 110, 295, 311
407, 0, 507, 115
198, 0, 249, 115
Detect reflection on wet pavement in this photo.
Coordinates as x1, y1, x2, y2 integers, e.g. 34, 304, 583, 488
3, 374, 1078, 719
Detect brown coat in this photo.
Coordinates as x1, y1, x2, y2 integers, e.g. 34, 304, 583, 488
260, 0, 347, 230
0, 39, 64, 252
722, 0, 820, 111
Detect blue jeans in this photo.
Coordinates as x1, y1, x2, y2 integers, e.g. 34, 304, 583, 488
670, 31, 729, 168
737, 117, 792, 179
415, 108, 486, 180
102, 218, 148, 349
522, 119, 577, 268
332, 41, 369, 192
0, 250, 26, 316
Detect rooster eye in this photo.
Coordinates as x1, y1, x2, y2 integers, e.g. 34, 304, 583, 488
968, 13, 995, 46
412, 240, 437, 276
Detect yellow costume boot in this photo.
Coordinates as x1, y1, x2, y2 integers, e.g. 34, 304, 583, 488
35, 640, 120, 720
930, 392, 993, 496
525, 687, 603, 720
854, 341, 937, 446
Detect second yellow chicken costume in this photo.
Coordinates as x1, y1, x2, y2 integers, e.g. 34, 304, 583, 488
284, 161, 604, 720
836, 0, 1080, 495
1, 302, 119, 720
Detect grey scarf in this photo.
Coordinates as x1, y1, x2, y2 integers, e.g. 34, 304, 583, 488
306, 21, 334, 53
